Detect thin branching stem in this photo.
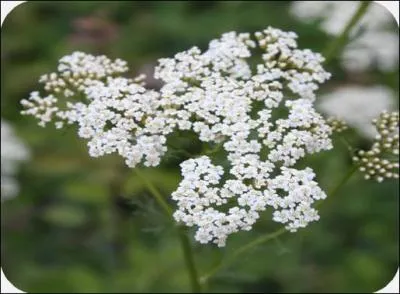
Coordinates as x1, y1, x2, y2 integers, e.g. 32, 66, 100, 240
318, 164, 358, 209
200, 227, 286, 284
323, 1, 371, 63
204, 140, 225, 156
134, 169, 202, 293
200, 164, 358, 284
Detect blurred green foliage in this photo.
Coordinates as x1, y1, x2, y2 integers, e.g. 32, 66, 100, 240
1, 1, 398, 293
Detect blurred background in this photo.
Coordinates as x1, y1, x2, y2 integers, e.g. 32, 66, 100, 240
1, 1, 399, 293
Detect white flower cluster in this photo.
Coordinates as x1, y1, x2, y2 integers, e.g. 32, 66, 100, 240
172, 94, 332, 246
22, 27, 333, 246
21, 52, 166, 167
290, 1, 399, 72
1, 120, 30, 200
173, 157, 326, 247
353, 111, 399, 182
318, 85, 395, 139
163, 28, 332, 246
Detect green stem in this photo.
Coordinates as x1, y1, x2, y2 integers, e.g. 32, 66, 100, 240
204, 140, 225, 156
329, 165, 358, 196
340, 136, 355, 154
107, 163, 130, 289
200, 165, 358, 283
167, 141, 196, 158
134, 169, 202, 293
318, 164, 359, 208
200, 227, 286, 284
134, 170, 173, 216
178, 226, 202, 293
323, 1, 371, 63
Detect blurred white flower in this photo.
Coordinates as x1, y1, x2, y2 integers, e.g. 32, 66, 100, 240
290, 1, 392, 36
342, 31, 399, 72
318, 85, 396, 138
1, 120, 30, 200
290, 1, 399, 72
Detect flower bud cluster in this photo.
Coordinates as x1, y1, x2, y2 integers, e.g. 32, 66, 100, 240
353, 111, 399, 182
326, 117, 348, 133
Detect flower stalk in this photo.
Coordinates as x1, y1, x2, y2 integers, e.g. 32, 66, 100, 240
134, 169, 202, 293
323, 1, 371, 63
200, 164, 358, 284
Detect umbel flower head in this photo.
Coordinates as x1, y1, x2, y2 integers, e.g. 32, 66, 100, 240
353, 111, 399, 182
21, 27, 333, 246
